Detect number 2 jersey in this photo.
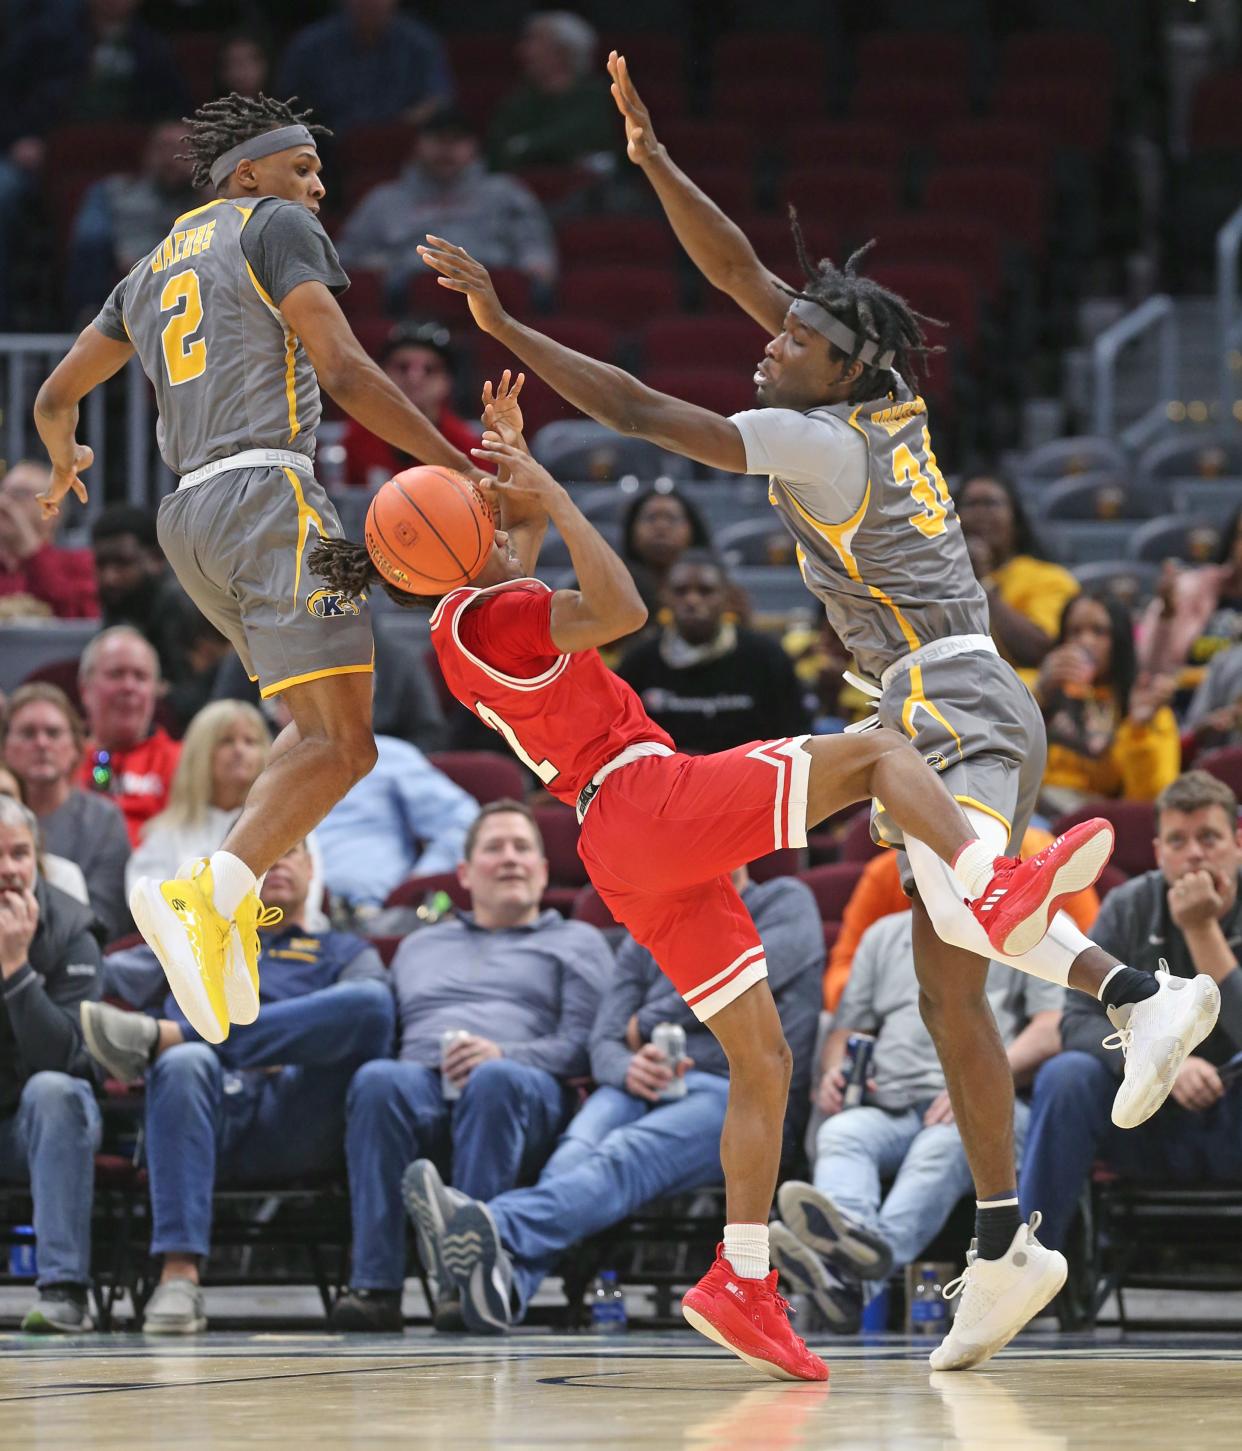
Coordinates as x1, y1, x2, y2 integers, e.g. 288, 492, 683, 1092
732, 376, 988, 681
92, 196, 349, 477
429, 580, 674, 808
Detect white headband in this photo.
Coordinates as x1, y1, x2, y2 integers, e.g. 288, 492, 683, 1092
210, 125, 317, 188
790, 297, 896, 370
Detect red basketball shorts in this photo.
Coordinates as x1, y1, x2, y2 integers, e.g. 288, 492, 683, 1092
578, 736, 811, 1021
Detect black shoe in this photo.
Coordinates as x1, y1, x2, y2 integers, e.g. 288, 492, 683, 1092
433, 1298, 468, 1333
330, 1289, 404, 1333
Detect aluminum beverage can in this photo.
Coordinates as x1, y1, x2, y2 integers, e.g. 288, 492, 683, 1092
842, 1032, 876, 1109
652, 1022, 687, 1100
8, 1226, 36, 1278
440, 1029, 471, 1101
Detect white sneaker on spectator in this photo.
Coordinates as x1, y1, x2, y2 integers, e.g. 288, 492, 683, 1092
142, 1279, 207, 1335
401, 1159, 470, 1304
928, 1214, 1065, 1372
1105, 969, 1221, 1129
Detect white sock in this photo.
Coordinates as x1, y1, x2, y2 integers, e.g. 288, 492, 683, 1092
208, 851, 256, 918
951, 838, 997, 900
724, 1222, 770, 1279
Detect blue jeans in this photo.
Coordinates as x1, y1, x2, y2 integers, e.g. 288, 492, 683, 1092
144, 980, 394, 1258
1019, 1050, 1242, 1251
489, 1071, 731, 1316
346, 1056, 573, 1291
0, 1073, 102, 1288
814, 1098, 1032, 1297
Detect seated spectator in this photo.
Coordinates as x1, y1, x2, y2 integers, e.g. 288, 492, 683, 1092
2, 684, 130, 942
0, 765, 90, 908
1020, 770, 1242, 1251
956, 471, 1079, 678
66, 119, 199, 320
341, 323, 487, 489
92, 505, 228, 732
1037, 592, 1180, 817
0, 796, 103, 1334
488, 12, 616, 172
75, 626, 181, 846
616, 552, 811, 754
337, 107, 557, 302
316, 733, 479, 912
276, 0, 453, 135
1138, 509, 1242, 680
0, 460, 97, 620
331, 801, 612, 1331
772, 909, 1062, 1332
823, 827, 1102, 1012
79, 839, 394, 1333
619, 487, 713, 622
1184, 641, 1242, 756
214, 31, 271, 100
404, 864, 823, 1332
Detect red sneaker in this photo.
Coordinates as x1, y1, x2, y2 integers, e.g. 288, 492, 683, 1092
968, 817, 1115, 957
681, 1245, 829, 1382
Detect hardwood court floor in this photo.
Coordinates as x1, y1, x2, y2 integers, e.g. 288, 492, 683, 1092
0, 1329, 1239, 1449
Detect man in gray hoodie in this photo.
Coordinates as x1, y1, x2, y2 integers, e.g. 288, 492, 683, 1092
0, 796, 102, 1332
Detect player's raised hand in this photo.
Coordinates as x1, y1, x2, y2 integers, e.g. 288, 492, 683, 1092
481, 370, 527, 449
37, 443, 93, 519
607, 51, 660, 166
417, 237, 507, 334
472, 435, 563, 514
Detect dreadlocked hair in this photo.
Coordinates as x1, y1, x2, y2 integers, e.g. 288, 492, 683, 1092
782, 208, 944, 400
307, 538, 439, 613
180, 92, 332, 191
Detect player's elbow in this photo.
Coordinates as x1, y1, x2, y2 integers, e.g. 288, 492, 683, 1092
34, 375, 74, 420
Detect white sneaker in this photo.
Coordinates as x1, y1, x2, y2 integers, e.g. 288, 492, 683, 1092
928, 1214, 1066, 1372
1105, 969, 1221, 1130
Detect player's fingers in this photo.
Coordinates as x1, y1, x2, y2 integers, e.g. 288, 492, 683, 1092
71, 476, 88, 503
511, 371, 525, 398
482, 380, 494, 405
36, 494, 61, 520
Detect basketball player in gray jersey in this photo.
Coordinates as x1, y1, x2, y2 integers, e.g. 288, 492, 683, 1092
416, 53, 1223, 1370
33, 94, 484, 1052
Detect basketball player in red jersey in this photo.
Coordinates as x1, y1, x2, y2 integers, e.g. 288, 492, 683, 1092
311, 385, 1112, 1382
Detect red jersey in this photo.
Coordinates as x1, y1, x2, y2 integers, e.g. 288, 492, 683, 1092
76, 728, 182, 846
429, 580, 674, 808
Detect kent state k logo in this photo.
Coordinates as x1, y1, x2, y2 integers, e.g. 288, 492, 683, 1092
306, 587, 361, 619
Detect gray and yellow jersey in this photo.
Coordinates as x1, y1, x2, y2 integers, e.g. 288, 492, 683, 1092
731, 377, 988, 682
93, 195, 349, 477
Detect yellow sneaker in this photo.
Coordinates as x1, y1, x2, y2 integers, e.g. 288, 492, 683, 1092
128, 860, 231, 1043
226, 889, 282, 1026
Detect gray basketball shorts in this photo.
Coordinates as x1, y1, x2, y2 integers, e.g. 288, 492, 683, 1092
157, 464, 373, 697
869, 646, 1047, 884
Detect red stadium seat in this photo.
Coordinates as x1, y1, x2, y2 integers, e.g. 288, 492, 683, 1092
172, 33, 219, 106
407, 267, 533, 323
749, 848, 808, 882
780, 122, 907, 172
923, 166, 1046, 255
513, 165, 600, 206
1195, 745, 1242, 800
1094, 863, 1128, 905
714, 32, 827, 85
532, 803, 589, 887
348, 314, 395, 357
995, 79, 1113, 156
444, 31, 516, 78
45, 122, 148, 179
338, 269, 386, 319
428, 750, 527, 805
869, 213, 1004, 302
557, 215, 678, 267
369, 935, 405, 967
608, 32, 685, 85
711, 80, 827, 128
1000, 31, 1115, 87
783, 167, 899, 229
851, 79, 968, 131
659, 119, 758, 172
1051, 802, 1157, 880
558, 265, 680, 325
840, 810, 883, 862
384, 872, 472, 911
336, 123, 419, 177
856, 32, 969, 90
1189, 70, 1242, 150
473, 316, 618, 393
868, 261, 980, 354
927, 120, 1052, 176
571, 884, 623, 931
643, 367, 757, 417
797, 862, 869, 921
688, 165, 758, 218
640, 315, 768, 372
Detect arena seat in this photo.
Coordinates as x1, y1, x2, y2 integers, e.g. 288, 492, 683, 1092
1094, 863, 1129, 904
1042, 473, 1156, 523
530, 419, 691, 482
558, 265, 681, 325
336, 123, 418, 178
642, 367, 757, 418
713, 31, 827, 86
868, 260, 980, 354
556, 215, 678, 268
851, 79, 969, 131
1138, 433, 1242, 482
384, 872, 472, 911
1170, 482, 1242, 528
1051, 802, 1156, 880
926, 120, 1052, 175
783, 167, 900, 228
923, 166, 1046, 255
995, 78, 1113, 156
685, 165, 758, 218
532, 804, 590, 888
407, 267, 532, 322
856, 32, 970, 91
716, 518, 797, 569
640, 316, 768, 373
1188, 69, 1242, 151
868, 213, 1004, 302
797, 862, 869, 922
428, 750, 528, 805
999, 31, 1115, 88
1194, 745, 1242, 801
1069, 560, 1159, 611
839, 810, 883, 862
1019, 435, 1130, 480
779, 121, 907, 173
657, 119, 758, 172
570, 884, 623, 932
1126, 516, 1222, 565
748, 848, 807, 883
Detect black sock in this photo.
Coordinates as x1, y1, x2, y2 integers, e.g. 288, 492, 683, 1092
975, 1195, 1021, 1261
1098, 966, 1160, 1012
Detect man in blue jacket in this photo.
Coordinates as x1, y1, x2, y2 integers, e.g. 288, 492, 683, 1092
404, 864, 824, 1333
333, 799, 613, 1331
81, 838, 394, 1333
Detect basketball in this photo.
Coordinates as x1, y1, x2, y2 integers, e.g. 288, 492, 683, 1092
364, 466, 495, 595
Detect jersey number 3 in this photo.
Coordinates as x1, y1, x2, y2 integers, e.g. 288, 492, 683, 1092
160, 270, 207, 386
474, 701, 560, 785
893, 428, 951, 540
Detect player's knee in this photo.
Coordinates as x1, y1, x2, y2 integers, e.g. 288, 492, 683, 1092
331, 727, 378, 785
727, 1027, 792, 1091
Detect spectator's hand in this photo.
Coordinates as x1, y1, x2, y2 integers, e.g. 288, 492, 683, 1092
1170, 1055, 1224, 1112
922, 1089, 956, 1127
815, 1067, 847, 1116
607, 51, 660, 166
1156, 559, 1180, 619
416, 237, 509, 335
37, 445, 93, 520
1128, 671, 1176, 726
481, 370, 527, 449
0, 888, 39, 978
964, 532, 996, 585
624, 1042, 692, 1102
624, 1014, 642, 1051
1037, 643, 1094, 698
1168, 868, 1225, 932
442, 1034, 503, 1086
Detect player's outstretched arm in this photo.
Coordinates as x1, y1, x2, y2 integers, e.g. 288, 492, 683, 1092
419, 238, 748, 475
470, 437, 647, 652
279, 280, 485, 483
607, 50, 789, 335
33, 324, 134, 517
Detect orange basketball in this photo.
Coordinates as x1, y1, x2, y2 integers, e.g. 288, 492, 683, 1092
364, 466, 494, 595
